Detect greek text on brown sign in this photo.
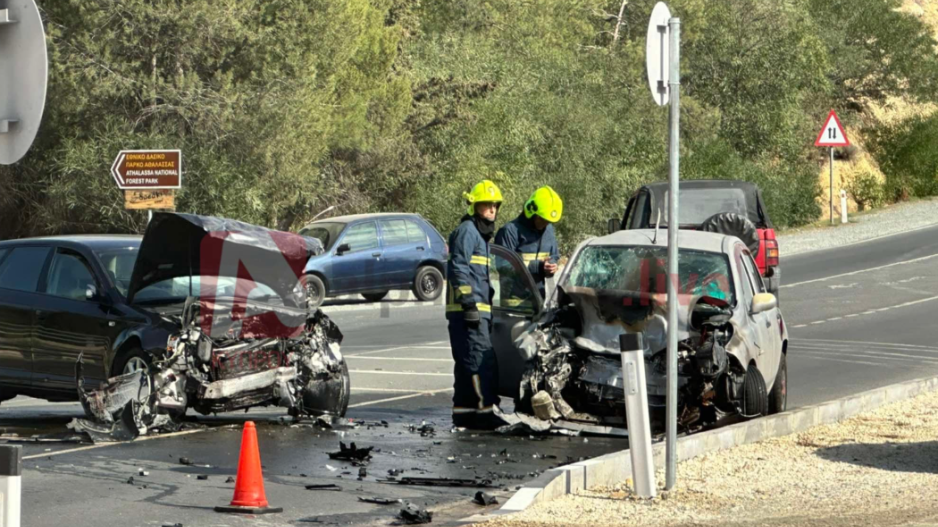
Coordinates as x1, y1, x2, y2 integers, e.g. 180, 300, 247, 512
111, 149, 182, 189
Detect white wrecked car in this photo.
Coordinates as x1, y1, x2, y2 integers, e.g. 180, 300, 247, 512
489, 229, 788, 433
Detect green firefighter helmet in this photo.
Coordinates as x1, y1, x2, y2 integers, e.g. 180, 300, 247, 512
464, 179, 504, 216
524, 186, 563, 223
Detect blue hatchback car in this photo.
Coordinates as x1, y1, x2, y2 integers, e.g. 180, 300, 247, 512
299, 213, 448, 306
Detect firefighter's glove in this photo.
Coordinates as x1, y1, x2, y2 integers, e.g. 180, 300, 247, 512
463, 303, 481, 328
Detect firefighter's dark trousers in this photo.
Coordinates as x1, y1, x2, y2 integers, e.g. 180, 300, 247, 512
447, 316, 500, 421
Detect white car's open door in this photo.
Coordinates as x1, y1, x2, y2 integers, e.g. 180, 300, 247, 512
489, 245, 544, 398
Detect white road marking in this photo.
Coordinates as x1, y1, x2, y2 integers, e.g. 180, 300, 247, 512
793, 338, 938, 352
344, 346, 407, 357
828, 282, 858, 290
351, 387, 440, 393
349, 370, 450, 376
781, 253, 938, 288
347, 356, 451, 362
22, 428, 210, 461
794, 353, 887, 367
409, 346, 452, 350
792, 345, 938, 364
348, 388, 454, 409
790, 294, 938, 328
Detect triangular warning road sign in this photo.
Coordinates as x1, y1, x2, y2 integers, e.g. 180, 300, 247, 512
815, 110, 850, 147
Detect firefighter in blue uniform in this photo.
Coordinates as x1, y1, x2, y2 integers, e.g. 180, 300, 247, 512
495, 186, 563, 301
446, 179, 505, 429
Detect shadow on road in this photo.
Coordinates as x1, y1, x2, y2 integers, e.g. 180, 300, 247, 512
815, 440, 938, 474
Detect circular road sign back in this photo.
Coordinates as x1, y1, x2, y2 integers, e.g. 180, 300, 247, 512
0, 0, 49, 165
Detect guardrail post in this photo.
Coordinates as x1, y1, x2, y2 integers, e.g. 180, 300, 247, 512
0, 445, 22, 527
840, 189, 848, 224
620, 333, 656, 498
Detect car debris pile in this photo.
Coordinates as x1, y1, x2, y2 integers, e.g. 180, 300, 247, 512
67, 213, 349, 443
70, 307, 346, 442
505, 283, 752, 435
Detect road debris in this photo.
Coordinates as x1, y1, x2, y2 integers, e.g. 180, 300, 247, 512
197, 475, 208, 480
409, 422, 435, 437
0, 433, 86, 444
393, 477, 494, 488
398, 502, 432, 524
138, 469, 149, 476
359, 497, 402, 505
305, 484, 342, 491
473, 491, 498, 506
225, 476, 235, 483
327, 441, 374, 463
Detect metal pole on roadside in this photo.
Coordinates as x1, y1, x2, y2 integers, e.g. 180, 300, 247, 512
665, 16, 681, 491
0, 445, 22, 527
829, 147, 834, 225
620, 334, 656, 498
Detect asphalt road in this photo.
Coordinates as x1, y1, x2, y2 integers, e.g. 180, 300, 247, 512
5, 224, 938, 526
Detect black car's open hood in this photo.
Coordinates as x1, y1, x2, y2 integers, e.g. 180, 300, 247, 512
127, 213, 323, 304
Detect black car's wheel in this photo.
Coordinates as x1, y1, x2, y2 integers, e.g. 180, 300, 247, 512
413, 266, 444, 301
305, 274, 326, 308
301, 360, 351, 417
769, 353, 787, 414
86, 348, 153, 418
741, 363, 768, 418
361, 291, 389, 302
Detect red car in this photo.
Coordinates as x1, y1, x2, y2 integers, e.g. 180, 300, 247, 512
611, 180, 780, 296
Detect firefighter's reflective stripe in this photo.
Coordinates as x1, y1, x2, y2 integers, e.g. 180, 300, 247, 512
446, 303, 491, 313
521, 252, 551, 262
477, 405, 495, 414
456, 285, 472, 296
453, 407, 476, 414
469, 255, 491, 266
472, 374, 485, 410
502, 297, 528, 307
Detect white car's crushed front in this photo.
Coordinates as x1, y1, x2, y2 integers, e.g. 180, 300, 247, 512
506, 229, 788, 433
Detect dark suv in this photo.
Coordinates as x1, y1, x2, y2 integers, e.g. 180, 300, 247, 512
611, 180, 780, 295
299, 213, 447, 306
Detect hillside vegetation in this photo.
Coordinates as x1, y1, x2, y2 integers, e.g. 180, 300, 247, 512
2, 0, 937, 250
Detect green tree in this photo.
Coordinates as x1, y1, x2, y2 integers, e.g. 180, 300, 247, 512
0, 0, 410, 237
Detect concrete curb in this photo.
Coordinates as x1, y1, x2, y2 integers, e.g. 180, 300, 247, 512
453, 375, 938, 525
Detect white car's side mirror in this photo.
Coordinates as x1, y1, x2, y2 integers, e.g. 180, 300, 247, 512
751, 292, 777, 315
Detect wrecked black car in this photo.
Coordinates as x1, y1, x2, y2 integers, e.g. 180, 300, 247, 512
489, 229, 788, 435
51, 213, 349, 440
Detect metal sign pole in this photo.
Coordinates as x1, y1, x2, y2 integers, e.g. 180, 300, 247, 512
665, 16, 681, 491
829, 147, 834, 225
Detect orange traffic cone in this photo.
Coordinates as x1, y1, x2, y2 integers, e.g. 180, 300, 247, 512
214, 421, 283, 514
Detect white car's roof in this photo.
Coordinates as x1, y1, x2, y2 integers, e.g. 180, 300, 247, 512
585, 229, 735, 253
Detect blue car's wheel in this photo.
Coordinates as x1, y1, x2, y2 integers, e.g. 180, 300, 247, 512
305, 274, 326, 308
414, 266, 443, 301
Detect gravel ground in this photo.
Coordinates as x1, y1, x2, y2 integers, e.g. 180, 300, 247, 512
778, 197, 938, 256
478, 387, 938, 527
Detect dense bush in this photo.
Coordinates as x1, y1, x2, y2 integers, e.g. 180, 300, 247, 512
2, 0, 937, 252
866, 113, 938, 202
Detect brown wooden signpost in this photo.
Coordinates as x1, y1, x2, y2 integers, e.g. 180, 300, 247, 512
111, 149, 181, 214
124, 189, 175, 210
